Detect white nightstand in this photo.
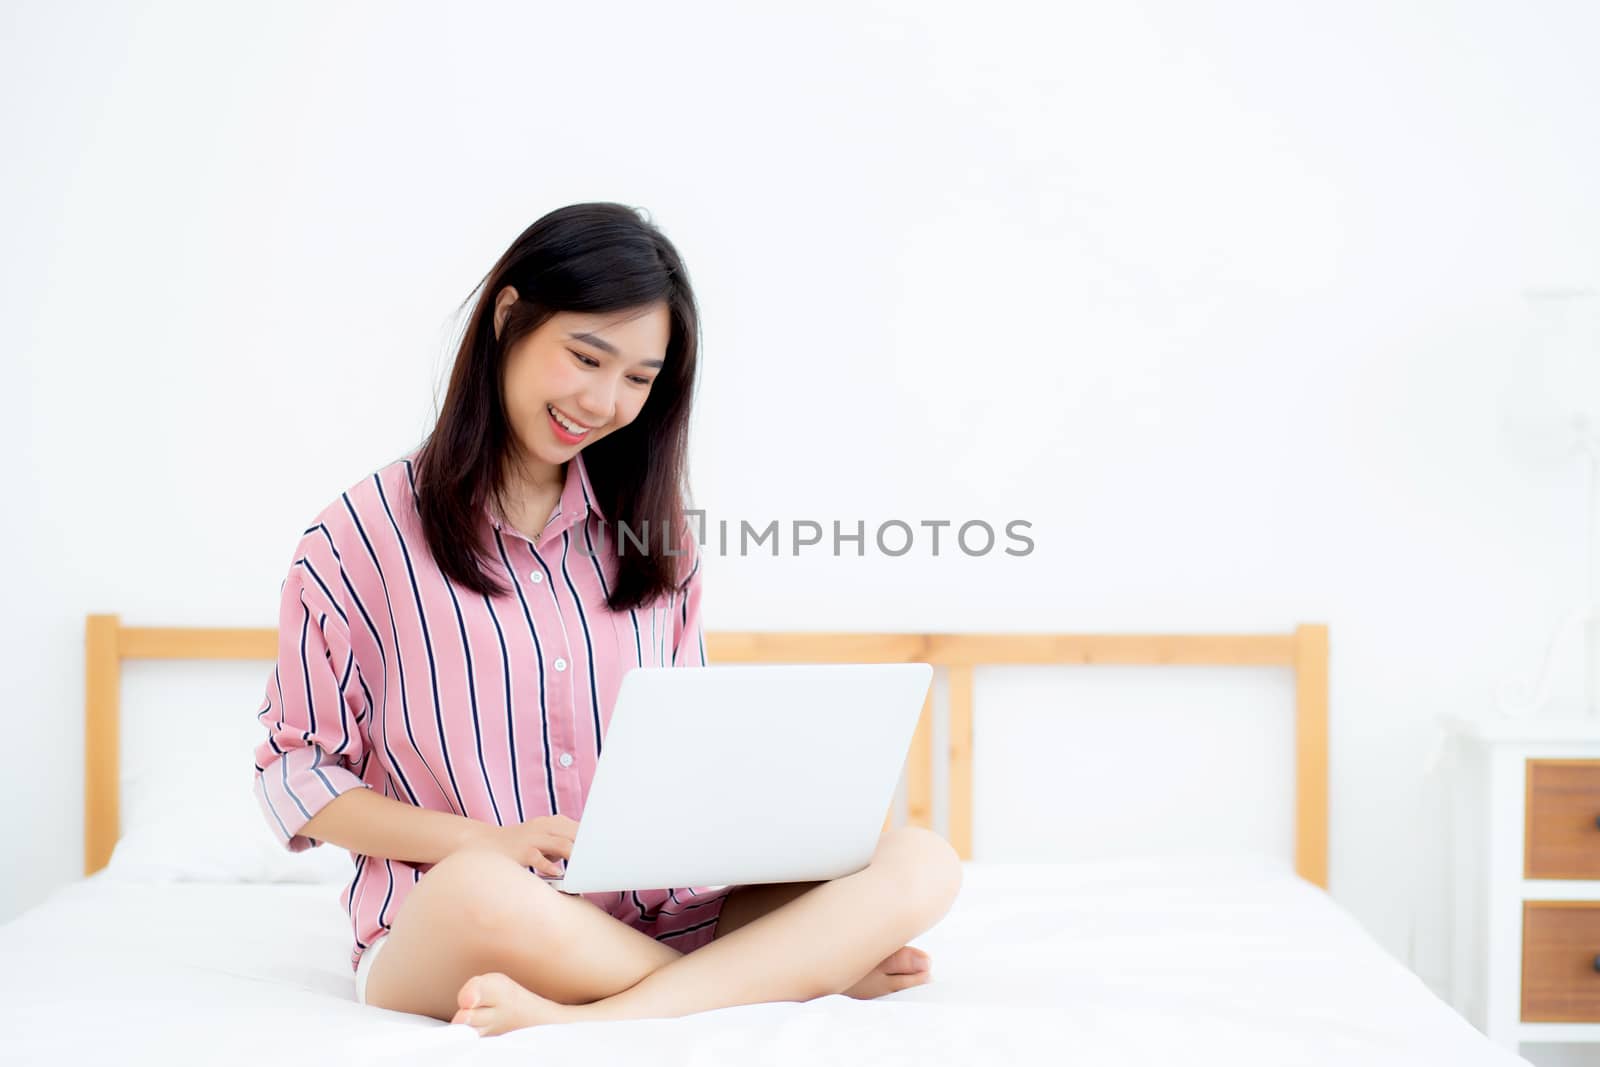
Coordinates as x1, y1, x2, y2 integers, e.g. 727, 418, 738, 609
1441, 713, 1600, 1057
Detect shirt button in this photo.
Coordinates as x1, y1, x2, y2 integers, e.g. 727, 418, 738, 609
529, 571, 543, 583
558, 752, 574, 768
553, 658, 567, 671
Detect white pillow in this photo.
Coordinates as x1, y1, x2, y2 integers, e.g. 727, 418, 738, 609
103, 778, 358, 885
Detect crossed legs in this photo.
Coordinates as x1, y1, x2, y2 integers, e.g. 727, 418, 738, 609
364, 825, 962, 1036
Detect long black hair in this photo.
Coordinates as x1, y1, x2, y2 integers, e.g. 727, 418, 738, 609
411, 202, 700, 614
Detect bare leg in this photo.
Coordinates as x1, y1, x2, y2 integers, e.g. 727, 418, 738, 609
714, 879, 933, 999
363, 849, 686, 1017
452, 826, 961, 1035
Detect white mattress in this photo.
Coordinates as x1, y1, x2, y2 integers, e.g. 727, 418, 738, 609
0, 854, 1529, 1066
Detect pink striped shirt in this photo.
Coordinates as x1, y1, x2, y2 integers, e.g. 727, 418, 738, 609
251, 446, 717, 974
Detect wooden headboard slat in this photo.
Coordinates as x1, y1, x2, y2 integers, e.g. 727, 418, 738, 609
947, 664, 976, 860
904, 689, 935, 834
83, 616, 1330, 889
83, 616, 121, 880
1294, 623, 1331, 889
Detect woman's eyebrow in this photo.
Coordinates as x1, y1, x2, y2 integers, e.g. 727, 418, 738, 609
567, 331, 665, 368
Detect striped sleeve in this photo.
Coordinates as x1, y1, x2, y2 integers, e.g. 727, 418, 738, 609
252, 526, 374, 852
669, 538, 708, 668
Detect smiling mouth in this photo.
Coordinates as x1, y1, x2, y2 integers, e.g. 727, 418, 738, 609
547, 404, 595, 435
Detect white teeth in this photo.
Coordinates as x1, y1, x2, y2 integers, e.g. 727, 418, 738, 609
548, 405, 588, 434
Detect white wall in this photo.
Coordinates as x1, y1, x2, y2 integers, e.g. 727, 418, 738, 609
3, 0, 1597, 999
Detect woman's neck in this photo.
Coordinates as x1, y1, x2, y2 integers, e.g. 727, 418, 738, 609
502, 447, 564, 497
496, 451, 564, 528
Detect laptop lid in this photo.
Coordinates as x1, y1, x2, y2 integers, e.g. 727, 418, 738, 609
554, 662, 934, 894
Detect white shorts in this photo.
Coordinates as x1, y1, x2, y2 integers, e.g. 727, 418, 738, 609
355, 934, 390, 1006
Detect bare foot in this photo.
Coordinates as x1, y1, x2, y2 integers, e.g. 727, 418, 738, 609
843, 945, 932, 999
452, 945, 934, 1034
450, 972, 579, 1037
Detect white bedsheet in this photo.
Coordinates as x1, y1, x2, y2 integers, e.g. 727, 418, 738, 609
0, 854, 1528, 1066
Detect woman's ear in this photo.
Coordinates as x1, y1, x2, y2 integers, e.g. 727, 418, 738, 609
493, 285, 519, 341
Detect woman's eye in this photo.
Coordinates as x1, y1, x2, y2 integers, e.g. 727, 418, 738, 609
571, 350, 649, 385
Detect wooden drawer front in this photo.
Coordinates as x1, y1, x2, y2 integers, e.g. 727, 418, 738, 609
1526, 759, 1600, 879
1524, 902, 1600, 1021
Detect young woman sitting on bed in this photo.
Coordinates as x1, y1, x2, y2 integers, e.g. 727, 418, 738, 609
251, 201, 963, 1037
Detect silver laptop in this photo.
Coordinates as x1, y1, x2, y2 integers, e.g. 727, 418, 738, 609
539, 662, 934, 894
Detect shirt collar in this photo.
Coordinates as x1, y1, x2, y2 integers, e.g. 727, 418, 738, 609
485, 450, 603, 546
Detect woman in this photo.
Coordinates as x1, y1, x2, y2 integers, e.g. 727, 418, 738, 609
251, 202, 963, 1037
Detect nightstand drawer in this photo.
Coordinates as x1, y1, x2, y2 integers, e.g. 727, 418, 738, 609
1524, 902, 1600, 1021
1525, 759, 1600, 879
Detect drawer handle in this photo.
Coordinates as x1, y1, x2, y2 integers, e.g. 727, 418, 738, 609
1594, 815, 1600, 831
1594, 955, 1600, 973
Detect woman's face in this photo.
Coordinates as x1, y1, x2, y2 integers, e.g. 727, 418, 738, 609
494, 287, 670, 471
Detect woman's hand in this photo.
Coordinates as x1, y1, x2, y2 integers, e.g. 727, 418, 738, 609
464, 815, 579, 877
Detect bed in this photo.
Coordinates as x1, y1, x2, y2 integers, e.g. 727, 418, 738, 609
0, 619, 1532, 1066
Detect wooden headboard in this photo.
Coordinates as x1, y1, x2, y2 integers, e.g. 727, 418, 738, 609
83, 617, 1330, 888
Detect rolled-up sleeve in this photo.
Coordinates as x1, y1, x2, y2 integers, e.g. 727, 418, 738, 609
252, 527, 373, 851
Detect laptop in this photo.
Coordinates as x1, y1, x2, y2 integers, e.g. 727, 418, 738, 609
538, 661, 935, 894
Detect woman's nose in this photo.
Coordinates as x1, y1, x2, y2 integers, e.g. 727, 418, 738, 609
578, 387, 616, 425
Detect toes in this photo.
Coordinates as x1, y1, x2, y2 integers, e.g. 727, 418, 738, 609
451, 1003, 497, 1037
887, 947, 930, 973
457, 972, 516, 1011
893, 970, 931, 990
452, 972, 553, 1035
